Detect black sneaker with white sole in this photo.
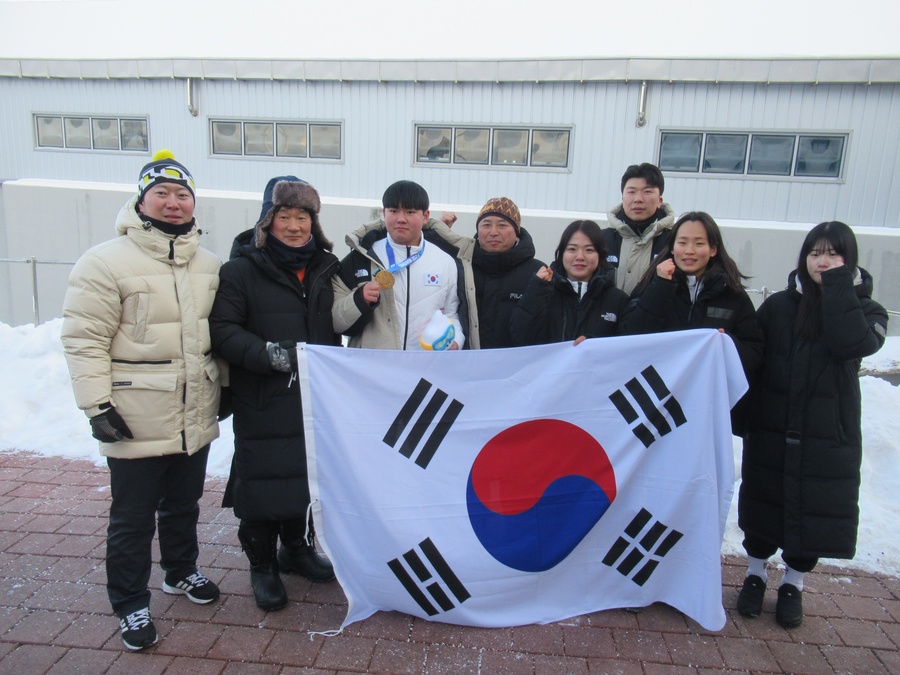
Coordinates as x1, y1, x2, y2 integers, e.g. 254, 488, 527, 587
118, 607, 158, 651
162, 570, 220, 604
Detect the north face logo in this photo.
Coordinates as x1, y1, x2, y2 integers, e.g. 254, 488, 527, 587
355, 268, 370, 279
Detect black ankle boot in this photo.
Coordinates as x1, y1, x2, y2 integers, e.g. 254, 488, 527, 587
278, 518, 335, 583
238, 521, 288, 611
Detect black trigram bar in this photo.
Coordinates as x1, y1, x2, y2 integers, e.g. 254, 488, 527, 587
383, 378, 464, 468
640, 366, 687, 427
387, 537, 471, 616
609, 366, 686, 448
602, 508, 683, 586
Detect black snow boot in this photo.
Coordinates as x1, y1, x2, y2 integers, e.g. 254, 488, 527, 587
278, 518, 335, 583
238, 520, 288, 611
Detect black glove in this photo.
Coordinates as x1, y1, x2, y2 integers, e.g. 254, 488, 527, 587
218, 387, 233, 421
266, 341, 298, 373
90, 403, 134, 443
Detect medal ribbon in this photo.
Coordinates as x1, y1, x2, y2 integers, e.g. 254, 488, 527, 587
384, 238, 425, 274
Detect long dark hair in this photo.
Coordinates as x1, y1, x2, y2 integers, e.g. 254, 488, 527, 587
794, 221, 858, 338
553, 220, 610, 276
634, 211, 748, 294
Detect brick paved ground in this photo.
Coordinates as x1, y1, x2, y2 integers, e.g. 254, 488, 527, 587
1, 451, 898, 674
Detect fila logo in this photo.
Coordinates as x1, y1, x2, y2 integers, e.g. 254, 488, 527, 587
602, 508, 683, 586
387, 537, 471, 616
383, 378, 464, 469
609, 365, 686, 447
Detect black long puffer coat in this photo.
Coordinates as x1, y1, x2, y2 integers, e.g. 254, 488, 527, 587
209, 230, 341, 521
738, 266, 887, 559
472, 227, 544, 349
509, 263, 629, 345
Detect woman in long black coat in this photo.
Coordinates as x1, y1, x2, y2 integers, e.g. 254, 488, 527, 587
210, 177, 340, 610
510, 220, 628, 346
736, 221, 887, 629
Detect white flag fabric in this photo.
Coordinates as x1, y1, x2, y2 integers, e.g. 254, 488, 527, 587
298, 330, 746, 632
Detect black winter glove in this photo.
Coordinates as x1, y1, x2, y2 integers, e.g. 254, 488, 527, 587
218, 387, 233, 421
90, 403, 134, 443
266, 341, 298, 373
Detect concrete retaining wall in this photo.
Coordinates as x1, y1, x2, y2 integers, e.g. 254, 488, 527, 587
3, 179, 898, 333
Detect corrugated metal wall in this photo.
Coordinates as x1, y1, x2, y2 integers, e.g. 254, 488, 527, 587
1, 77, 898, 227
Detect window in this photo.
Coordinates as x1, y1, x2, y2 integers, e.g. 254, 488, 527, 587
795, 136, 844, 178
531, 129, 570, 168
454, 128, 489, 165
120, 120, 149, 151
492, 129, 529, 166
415, 124, 572, 169
276, 124, 307, 158
34, 114, 148, 152
418, 127, 451, 162
244, 123, 274, 156
36, 116, 63, 148
92, 118, 120, 150
310, 124, 342, 159
210, 119, 343, 161
659, 133, 701, 172
211, 122, 242, 155
702, 134, 747, 174
748, 135, 794, 176
659, 130, 847, 179
64, 117, 91, 149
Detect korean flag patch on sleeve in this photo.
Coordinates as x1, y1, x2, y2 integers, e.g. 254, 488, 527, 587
424, 273, 441, 286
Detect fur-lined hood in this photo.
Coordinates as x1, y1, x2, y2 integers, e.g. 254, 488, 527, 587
255, 180, 321, 249
606, 201, 675, 240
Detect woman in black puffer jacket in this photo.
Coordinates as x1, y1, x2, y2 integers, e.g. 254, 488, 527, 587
619, 211, 763, 386
736, 221, 887, 629
510, 220, 628, 346
619, 211, 764, 441
210, 177, 340, 611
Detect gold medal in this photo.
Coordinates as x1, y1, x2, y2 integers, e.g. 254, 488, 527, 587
375, 269, 395, 290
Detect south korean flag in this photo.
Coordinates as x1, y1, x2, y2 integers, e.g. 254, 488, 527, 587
298, 330, 746, 632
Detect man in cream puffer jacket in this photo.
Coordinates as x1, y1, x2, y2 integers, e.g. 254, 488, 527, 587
61, 151, 223, 651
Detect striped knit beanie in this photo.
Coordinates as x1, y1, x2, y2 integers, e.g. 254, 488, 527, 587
476, 197, 521, 234
137, 149, 195, 203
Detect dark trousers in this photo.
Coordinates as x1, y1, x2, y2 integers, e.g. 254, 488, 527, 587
106, 445, 210, 616
742, 534, 818, 574
237, 518, 308, 549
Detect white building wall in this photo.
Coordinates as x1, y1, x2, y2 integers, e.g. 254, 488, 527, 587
1, 77, 898, 228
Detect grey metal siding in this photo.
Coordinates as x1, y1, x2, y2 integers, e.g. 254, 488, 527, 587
1, 77, 897, 227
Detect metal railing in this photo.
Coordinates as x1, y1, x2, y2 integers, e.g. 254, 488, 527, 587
1, 260, 898, 327
0, 257, 75, 325
746, 286, 773, 302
